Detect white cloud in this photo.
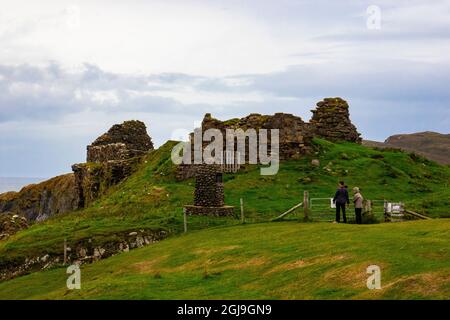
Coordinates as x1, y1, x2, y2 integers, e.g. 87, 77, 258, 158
0, 0, 449, 177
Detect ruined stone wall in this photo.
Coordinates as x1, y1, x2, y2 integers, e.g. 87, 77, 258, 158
199, 98, 360, 156
309, 98, 362, 143
176, 164, 199, 181
73, 120, 154, 208
201, 112, 313, 161
176, 98, 361, 180
87, 143, 148, 163
87, 120, 153, 163
72, 158, 141, 208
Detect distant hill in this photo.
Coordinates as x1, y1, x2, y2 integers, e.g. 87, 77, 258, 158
363, 132, 450, 165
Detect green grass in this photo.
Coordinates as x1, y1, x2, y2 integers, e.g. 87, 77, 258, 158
0, 220, 448, 300
0, 139, 449, 277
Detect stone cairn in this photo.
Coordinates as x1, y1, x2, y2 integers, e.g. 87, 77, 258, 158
309, 98, 362, 143
184, 165, 234, 217
72, 120, 154, 208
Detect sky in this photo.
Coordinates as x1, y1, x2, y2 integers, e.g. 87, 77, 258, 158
0, 0, 449, 178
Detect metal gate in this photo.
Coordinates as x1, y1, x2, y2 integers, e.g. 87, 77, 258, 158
309, 198, 387, 223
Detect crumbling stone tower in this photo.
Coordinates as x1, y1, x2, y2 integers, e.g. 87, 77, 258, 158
72, 120, 154, 208
309, 98, 362, 143
87, 120, 153, 162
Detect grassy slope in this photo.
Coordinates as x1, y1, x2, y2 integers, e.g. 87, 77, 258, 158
0, 139, 449, 269
0, 220, 448, 300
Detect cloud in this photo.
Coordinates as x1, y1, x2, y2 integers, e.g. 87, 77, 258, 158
0, 1, 449, 177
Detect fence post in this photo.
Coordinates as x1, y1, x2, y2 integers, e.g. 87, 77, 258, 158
384, 200, 388, 222
183, 208, 188, 233
63, 237, 67, 265
240, 198, 245, 224
303, 191, 309, 221
364, 200, 372, 214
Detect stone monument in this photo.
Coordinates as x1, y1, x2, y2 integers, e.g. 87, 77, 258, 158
184, 165, 234, 216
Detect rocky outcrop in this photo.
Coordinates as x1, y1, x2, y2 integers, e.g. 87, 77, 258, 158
0, 213, 29, 240
72, 158, 141, 208
0, 174, 79, 222
72, 120, 154, 208
309, 98, 361, 143
0, 229, 168, 281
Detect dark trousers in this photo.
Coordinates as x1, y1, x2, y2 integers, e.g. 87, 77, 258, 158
355, 208, 363, 224
336, 203, 347, 223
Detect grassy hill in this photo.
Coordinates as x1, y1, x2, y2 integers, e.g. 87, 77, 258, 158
363, 131, 450, 165
0, 220, 449, 300
0, 138, 449, 292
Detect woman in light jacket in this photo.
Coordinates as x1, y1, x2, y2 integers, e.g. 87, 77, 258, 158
353, 187, 364, 224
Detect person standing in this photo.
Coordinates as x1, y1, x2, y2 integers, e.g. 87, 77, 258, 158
353, 187, 364, 224
333, 181, 350, 223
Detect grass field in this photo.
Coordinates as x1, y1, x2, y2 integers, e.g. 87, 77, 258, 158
0, 220, 448, 300
0, 138, 449, 297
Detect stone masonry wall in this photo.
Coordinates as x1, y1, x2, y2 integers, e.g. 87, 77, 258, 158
73, 120, 154, 208
87, 120, 153, 163
309, 98, 362, 143
177, 97, 361, 180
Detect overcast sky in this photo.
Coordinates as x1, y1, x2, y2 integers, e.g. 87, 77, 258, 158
0, 0, 449, 178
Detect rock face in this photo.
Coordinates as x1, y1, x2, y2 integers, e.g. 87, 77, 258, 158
0, 174, 79, 222
309, 98, 362, 143
0, 228, 168, 281
72, 120, 154, 208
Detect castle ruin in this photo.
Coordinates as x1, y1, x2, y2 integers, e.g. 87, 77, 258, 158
72, 120, 154, 208
177, 97, 361, 181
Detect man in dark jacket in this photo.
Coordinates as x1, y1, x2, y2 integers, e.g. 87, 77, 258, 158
333, 181, 350, 223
